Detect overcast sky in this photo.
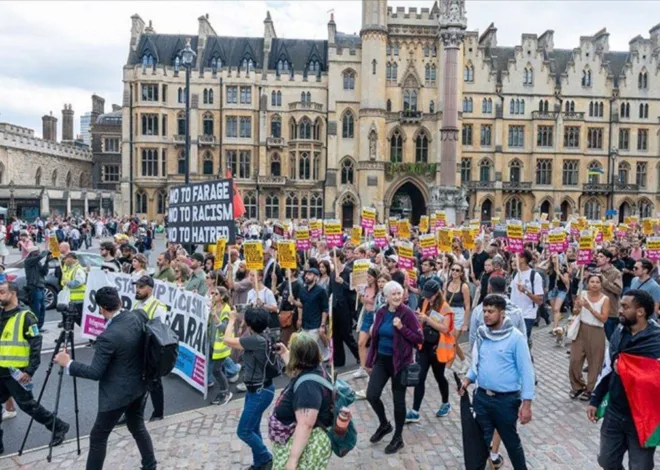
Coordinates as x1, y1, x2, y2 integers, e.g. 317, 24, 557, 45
1, 0, 658, 139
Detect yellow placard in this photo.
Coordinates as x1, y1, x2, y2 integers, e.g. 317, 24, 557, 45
579, 231, 594, 250
214, 238, 227, 270
373, 225, 387, 239
548, 232, 566, 245
309, 219, 322, 237
277, 240, 297, 269
419, 233, 436, 251
295, 227, 310, 241
526, 223, 540, 235
437, 228, 452, 253
397, 242, 414, 259
323, 220, 341, 236
350, 259, 371, 289
540, 213, 549, 221
506, 223, 523, 240
49, 235, 61, 258
430, 213, 438, 232
462, 227, 475, 250
602, 224, 614, 241
643, 219, 654, 235
398, 220, 411, 240
491, 216, 500, 226
419, 215, 429, 234
647, 237, 660, 251
552, 218, 561, 228
243, 241, 264, 271
351, 226, 362, 246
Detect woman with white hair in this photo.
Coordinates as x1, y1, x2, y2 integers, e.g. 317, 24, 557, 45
364, 280, 423, 455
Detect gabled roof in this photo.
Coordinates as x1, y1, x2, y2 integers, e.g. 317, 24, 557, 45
203, 36, 228, 66
131, 34, 199, 65
267, 38, 328, 70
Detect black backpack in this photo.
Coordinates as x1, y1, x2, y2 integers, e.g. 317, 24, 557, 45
264, 333, 284, 381
140, 312, 179, 384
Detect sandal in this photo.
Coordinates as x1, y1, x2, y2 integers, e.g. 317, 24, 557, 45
579, 391, 592, 401
569, 389, 584, 399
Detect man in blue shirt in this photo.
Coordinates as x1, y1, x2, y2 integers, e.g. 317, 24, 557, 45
630, 258, 660, 320
461, 294, 535, 470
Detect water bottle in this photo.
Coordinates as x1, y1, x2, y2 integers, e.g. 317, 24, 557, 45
9, 367, 33, 391
334, 407, 351, 436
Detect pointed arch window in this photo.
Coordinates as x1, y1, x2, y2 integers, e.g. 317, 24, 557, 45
390, 129, 403, 163
51, 169, 58, 187
299, 118, 312, 139
270, 153, 281, 176
505, 197, 523, 219
461, 158, 472, 183
243, 191, 257, 219
210, 56, 222, 74
299, 152, 311, 180
202, 151, 213, 175
639, 103, 649, 119
403, 89, 418, 113
509, 159, 522, 183
386, 63, 398, 84
141, 53, 155, 73
241, 57, 254, 73
202, 112, 214, 136
585, 198, 601, 220
639, 199, 653, 218
588, 161, 603, 184
271, 115, 281, 138
313, 118, 321, 141
429, 100, 435, 113
310, 193, 323, 219
342, 111, 354, 138
289, 153, 296, 179
636, 162, 648, 188
300, 195, 309, 219
479, 159, 492, 182
523, 67, 533, 86
286, 192, 299, 219
177, 151, 186, 175
156, 191, 167, 214
462, 97, 473, 113
482, 98, 493, 114
425, 64, 437, 85
464, 64, 474, 82
565, 100, 575, 114
35, 167, 42, 186
289, 118, 297, 139
620, 102, 630, 118
415, 131, 429, 163
538, 100, 549, 113
341, 158, 354, 185
393, 43, 399, 56
264, 193, 280, 219
639, 71, 648, 89
343, 70, 355, 90
136, 190, 148, 214
536, 159, 552, 185
65, 171, 72, 188
424, 45, 430, 57
618, 161, 630, 184
177, 87, 184, 104
386, 99, 392, 112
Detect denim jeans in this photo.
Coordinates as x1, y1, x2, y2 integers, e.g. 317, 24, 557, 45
224, 356, 240, 377
599, 409, 656, 470
604, 317, 619, 341
237, 384, 275, 467
473, 389, 528, 470
30, 287, 46, 329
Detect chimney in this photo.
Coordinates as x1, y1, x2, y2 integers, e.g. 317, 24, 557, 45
91, 94, 105, 128
328, 12, 337, 44
62, 104, 74, 142
42, 112, 57, 142
130, 14, 145, 51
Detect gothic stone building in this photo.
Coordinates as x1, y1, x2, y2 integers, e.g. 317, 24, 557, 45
121, 1, 660, 224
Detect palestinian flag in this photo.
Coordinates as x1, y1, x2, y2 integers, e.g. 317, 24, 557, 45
618, 352, 660, 447
225, 168, 246, 218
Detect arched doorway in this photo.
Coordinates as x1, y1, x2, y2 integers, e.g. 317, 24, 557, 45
560, 200, 572, 221
390, 182, 426, 225
540, 200, 552, 217
340, 193, 358, 230
481, 199, 493, 222
618, 201, 632, 223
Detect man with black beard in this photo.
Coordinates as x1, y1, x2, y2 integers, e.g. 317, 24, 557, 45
328, 251, 360, 368
228, 261, 252, 306
288, 268, 330, 360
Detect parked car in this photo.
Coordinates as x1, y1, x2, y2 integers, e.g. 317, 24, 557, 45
5, 251, 104, 310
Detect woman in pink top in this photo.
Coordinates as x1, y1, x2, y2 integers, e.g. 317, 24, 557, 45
17, 230, 34, 259
630, 238, 643, 260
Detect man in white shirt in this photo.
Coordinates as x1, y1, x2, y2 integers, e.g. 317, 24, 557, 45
246, 270, 278, 313
509, 250, 543, 346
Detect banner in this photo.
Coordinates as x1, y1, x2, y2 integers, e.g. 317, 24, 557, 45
244, 240, 264, 271
213, 237, 227, 270
309, 220, 322, 240
295, 227, 311, 251
419, 234, 438, 259
373, 225, 388, 248
350, 259, 371, 290
643, 219, 654, 236
430, 213, 438, 233
398, 220, 411, 240
397, 242, 415, 270
577, 230, 594, 266
277, 240, 298, 269
647, 237, 660, 262
82, 271, 209, 396
350, 226, 362, 246
419, 215, 429, 234
436, 211, 447, 229
437, 228, 452, 253
548, 230, 566, 254
506, 221, 524, 254
324, 220, 343, 248
525, 223, 540, 243
360, 207, 376, 234
166, 179, 235, 245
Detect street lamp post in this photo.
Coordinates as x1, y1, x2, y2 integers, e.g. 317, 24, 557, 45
608, 147, 618, 220
181, 38, 196, 186
8, 180, 15, 219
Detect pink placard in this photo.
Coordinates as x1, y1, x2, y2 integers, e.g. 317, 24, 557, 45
508, 238, 524, 254
577, 249, 593, 266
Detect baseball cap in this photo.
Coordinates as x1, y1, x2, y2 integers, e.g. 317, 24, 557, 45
421, 280, 441, 299
305, 267, 320, 277
387, 254, 398, 263
132, 275, 154, 288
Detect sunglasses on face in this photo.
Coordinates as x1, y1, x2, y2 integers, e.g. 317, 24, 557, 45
451, 268, 462, 273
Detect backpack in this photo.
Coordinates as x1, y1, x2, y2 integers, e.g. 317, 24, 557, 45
263, 332, 284, 382
293, 375, 358, 458
141, 312, 179, 385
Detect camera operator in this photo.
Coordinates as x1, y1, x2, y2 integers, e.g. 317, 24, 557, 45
23, 246, 50, 331
54, 287, 157, 470
0, 282, 70, 454
60, 253, 87, 324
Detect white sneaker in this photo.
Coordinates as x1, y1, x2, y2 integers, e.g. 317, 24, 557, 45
2, 409, 17, 420
350, 367, 368, 380
355, 389, 367, 400
235, 383, 247, 393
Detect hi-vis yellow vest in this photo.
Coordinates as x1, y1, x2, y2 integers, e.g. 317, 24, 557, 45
142, 297, 166, 320
0, 310, 33, 368
61, 263, 86, 302
212, 305, 231, 360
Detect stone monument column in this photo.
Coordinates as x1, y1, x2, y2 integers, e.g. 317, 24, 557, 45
430, 0, 469, 223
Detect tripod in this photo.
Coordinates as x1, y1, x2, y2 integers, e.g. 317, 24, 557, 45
18, 307, 81, 462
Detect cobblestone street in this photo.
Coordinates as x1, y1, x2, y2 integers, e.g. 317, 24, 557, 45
1, 324, 657, 469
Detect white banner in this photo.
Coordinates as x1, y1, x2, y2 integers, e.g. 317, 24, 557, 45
81, 271, 209, 397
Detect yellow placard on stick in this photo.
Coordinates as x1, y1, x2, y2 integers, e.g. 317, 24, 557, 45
419, 215, 429, 234
351, 226, 362, 246
214, 238, 227, 270
398, 220, 411, 240
277, 240, 297, 269
49, 235, 61, 258
437, 228, 452, 253
350, 259, 371, 290
243, 241, 264, 271
462, 227, 475, 250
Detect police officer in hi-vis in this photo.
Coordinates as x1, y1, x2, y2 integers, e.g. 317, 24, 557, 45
133, 275, 167, 421
0, 282, 69, 453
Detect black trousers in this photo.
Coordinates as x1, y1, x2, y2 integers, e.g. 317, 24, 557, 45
87, 394, 156, 470
366, 354, 407, 439
413, 343, 449, 411
148, 378, 164, 418
0, 376, 64, 445
332, 307, 359, 368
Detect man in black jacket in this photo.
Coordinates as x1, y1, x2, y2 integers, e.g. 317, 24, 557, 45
24, 245, 50, 330
588, 289, 660, 469
54, 287, 156, 470
0, 282, 69, 454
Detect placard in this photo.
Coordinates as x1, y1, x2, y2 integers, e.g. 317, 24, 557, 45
643, 219, 654, 236
350, 259, 371, 290
407, 269, 418, 289
351, 226, 362, 246
324, 220, 343, 248
295, 227, 311, 251
437, 228, 452, 253
647, 237, 660, 262
525, 223, 540, 243
309, 220, 322, 240
388, 217, 399, 236
548, 230, 566, 254
419, 234, 438, 259
361, 207, 376, 234
577, 230, 594, 266
213, 237, 227, 270
82, 271, 209, 396
166, 179, 235, 245
373, 225, 388, 248
49, 235, 61, 258
506, 221, 524, 254
398, 220, 411, 240
277, 240, 298, 269
462, 227, 475, 250
419, 215, 429, 234
430, 213, 438, 233
243, 240, 264, 271
436, 211, 446, 229
397, 242, 415, 270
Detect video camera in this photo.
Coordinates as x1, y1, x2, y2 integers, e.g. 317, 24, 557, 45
56, 302, 82, 331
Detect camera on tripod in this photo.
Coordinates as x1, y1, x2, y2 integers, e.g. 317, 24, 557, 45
56, 302, 82, 331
